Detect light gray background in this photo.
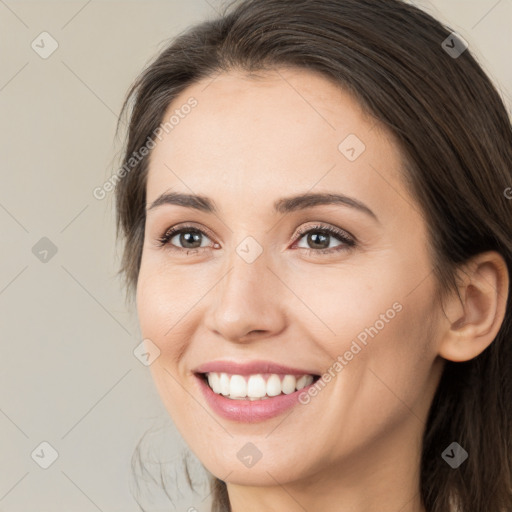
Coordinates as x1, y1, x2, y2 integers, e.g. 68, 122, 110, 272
1, 1, 511, 511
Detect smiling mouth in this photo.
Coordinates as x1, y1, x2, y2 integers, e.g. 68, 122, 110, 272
197, 372, 321, 400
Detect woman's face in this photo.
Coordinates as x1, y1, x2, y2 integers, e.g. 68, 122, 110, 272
136, 68, 445, 488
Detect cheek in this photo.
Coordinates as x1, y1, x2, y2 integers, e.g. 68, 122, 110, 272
326, 277, 439, 437
135, 257, 220, 416
284, 239, 436, 348
277, 258, 411, 351
136, 257, 203, 344
292, 299, 440, 473
284, 257, 439, 430
136, 262, 192, 406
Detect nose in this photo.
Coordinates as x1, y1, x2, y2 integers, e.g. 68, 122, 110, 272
203, 249, 287, 343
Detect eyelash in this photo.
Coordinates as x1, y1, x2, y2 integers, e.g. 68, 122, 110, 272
156, 223, 356, 256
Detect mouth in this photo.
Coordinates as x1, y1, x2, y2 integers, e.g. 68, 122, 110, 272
196, 371, 321, 401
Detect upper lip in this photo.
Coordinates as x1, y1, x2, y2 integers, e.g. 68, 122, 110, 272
193, 360, 320, 376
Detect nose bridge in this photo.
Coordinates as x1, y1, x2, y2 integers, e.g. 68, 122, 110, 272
205, 240, 285, 341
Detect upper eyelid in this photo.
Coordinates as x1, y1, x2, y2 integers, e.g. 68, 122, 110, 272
295, 223, 354, 240
162, 221, 214, 237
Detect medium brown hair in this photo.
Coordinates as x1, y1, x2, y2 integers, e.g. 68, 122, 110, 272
115, 1, 512, 510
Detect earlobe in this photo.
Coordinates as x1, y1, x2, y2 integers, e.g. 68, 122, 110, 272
438, 251, 509, 363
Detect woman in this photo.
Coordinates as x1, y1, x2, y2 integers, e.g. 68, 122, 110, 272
114, 0, 512, 510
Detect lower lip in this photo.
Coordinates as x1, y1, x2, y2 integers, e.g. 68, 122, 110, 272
195, 374, 317, 423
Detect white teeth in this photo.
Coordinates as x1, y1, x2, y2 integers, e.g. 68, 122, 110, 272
281, 375, 296, 394
209, 372, 221, 394
219, 373, 230, 396
296, 375, 314, 390
266, 374, 282, 397
247, 374, 266, 398
230, 375, 247, 398
205, 372, 316, 399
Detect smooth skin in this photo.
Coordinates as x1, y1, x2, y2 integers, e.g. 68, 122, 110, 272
136, 68, 509, 512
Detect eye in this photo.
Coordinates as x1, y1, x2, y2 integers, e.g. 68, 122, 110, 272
156, 224, 217, 253
291, 224, 355, 255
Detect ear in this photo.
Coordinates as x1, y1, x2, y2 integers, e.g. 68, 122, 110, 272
437, 251, 509, 362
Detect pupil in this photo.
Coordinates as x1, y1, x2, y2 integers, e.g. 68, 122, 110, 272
309, 232, 329, 249
181, 231, 201, 249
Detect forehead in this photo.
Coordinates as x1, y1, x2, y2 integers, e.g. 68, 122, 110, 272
145, 68, 410, 219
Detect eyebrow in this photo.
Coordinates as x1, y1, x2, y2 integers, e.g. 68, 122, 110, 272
146, 191, 378, 222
